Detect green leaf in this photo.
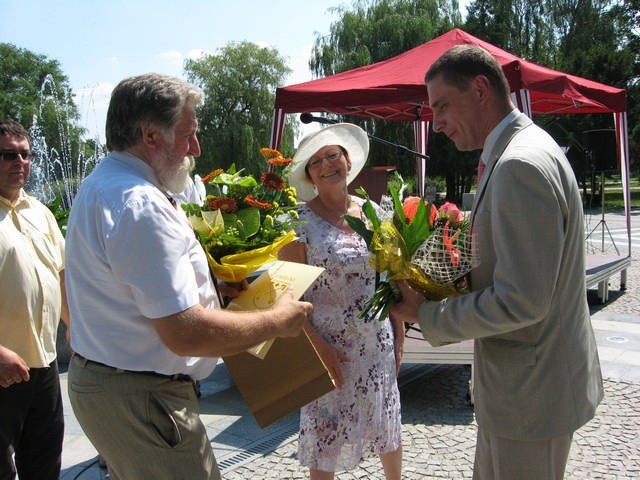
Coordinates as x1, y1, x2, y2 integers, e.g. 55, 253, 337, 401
213, 172, 257, 189
404, 200, 430, 255
180, 202, 202, 216
235, 207, 261, 237
354, 187, 380, 230
344, 215, 373, 248
389, 186, 407, 225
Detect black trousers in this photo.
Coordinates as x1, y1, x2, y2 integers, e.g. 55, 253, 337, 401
0, 360, 64, 480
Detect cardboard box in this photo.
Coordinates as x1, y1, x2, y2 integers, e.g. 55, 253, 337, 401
226, 261, 324, 358
223, 260, 334, 428
223, 331, 335, 428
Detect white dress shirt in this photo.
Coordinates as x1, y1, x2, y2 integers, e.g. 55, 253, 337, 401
65, 151, 219, 379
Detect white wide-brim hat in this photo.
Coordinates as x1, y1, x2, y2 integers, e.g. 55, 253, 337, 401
287, 123, 369, 202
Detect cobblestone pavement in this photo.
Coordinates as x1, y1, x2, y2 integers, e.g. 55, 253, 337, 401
222, 209, 640, 480
60, 210, 640, 479
221, 372, 639, 480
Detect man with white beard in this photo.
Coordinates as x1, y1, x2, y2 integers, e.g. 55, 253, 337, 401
64, 73, 312, 480
172, 155, 206, 206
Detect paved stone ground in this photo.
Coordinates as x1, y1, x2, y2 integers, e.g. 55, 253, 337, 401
58, 209, 640, 479
221, 210, 640, 480
220, 370, 639, 479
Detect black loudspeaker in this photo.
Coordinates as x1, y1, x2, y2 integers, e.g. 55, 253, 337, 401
582, 129, 617, 171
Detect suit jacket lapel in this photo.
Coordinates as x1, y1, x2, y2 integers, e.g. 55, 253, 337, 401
470, 113, 534, 222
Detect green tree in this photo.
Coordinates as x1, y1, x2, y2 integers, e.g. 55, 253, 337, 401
465, 0, 554, 62
464, 0, 639, 180
308, 0, 464, 200
0, 43, 97, 209
185, 41, 295, 177
0, 44, 85, 157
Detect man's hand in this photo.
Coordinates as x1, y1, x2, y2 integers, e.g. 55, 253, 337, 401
218, 279, 249, 301
0, 345, 30, 388
389, 280, 425, 327
271, 288, 313, 338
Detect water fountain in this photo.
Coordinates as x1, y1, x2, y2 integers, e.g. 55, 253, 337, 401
25, 74, 105, 211
21, 75, 107, 363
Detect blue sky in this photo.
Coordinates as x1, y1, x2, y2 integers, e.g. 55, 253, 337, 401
1, 0, 468, 142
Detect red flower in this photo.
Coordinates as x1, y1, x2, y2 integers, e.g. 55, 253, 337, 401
244, 195, 272, 210
207, 196, 237, 213
402, 196, 438, 227
261, 172, 285, 191
439, 202, 464, 226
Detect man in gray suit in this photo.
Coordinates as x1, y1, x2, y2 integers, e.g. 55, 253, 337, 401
391, 45, 603, 479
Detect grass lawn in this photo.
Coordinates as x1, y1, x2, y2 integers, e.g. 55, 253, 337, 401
582, 175, 640, 211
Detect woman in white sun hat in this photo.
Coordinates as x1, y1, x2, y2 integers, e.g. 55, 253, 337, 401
279, 123, 403, 479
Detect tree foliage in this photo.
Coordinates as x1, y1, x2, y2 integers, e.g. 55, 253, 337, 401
309, 0, 464, 196
0, 43, 98, 208
0, 43, 86, 154
185, 41, 295, 177
309, 0, 639, 201
465, 0, 639, 179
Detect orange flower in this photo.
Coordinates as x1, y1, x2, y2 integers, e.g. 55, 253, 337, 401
207, 196, 237, 213
244, 195, 272, 210
268, 156, 293, 167
261, 172, 285, 191
402, 197, 438, 227
260, 147, 281, 159
201, 168, 224, 183
442, 221, 462, 267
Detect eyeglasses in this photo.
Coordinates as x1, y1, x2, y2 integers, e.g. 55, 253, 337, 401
0, 150, 31, 162
307, 150, 343, 170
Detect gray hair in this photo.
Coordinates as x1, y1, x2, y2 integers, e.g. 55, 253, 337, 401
105, 73, 204, 151
425, 45, 511, 101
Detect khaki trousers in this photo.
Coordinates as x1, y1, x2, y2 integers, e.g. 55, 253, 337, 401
473, 427, 572, 480
68, 354, 220, 480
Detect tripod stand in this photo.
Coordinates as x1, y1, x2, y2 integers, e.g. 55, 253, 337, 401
585, 170, 619, 254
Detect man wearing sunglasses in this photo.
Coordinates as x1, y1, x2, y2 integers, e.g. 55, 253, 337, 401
0, 118, 70, 479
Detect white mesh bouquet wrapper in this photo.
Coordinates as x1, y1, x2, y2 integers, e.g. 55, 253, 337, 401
411, 226, 479, 284
378, 194, 395, 222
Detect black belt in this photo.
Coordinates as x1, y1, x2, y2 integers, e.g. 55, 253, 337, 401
73, 353, 193, 382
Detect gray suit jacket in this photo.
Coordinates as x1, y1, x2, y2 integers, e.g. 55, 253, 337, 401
419, 112, 603, 440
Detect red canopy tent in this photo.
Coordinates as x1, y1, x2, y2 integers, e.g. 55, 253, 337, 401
270, 28, 631, 251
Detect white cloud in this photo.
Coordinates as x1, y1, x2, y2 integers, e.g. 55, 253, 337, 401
161, 49, 183, 67
186, 49, 207, 60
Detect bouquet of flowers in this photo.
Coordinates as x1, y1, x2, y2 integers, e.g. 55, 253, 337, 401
344, 175, 478, 320
182, 148, 300, 283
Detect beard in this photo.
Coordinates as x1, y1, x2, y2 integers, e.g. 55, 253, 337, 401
157, 155, 195, 194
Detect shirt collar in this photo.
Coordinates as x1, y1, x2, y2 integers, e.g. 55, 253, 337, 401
108, 151, 165, 192
481, 108, 520, 165
0, 189, 28, 208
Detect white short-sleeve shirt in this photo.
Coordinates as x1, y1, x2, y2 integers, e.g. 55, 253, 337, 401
65, 151, 219, 379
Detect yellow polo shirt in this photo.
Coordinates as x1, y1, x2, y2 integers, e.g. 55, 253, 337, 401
0, 190, 65, 367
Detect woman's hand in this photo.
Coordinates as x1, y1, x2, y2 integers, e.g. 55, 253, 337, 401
390, 315, 406, 375
309, 333, 350, 389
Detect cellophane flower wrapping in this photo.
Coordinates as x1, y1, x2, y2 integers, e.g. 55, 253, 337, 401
182, 148, 301, 283
344, 174, 478, 320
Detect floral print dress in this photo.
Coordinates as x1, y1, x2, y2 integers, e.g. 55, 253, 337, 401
295, 197, 402, 472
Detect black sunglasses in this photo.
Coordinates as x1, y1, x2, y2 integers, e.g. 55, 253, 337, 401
0, 150, 31, 162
